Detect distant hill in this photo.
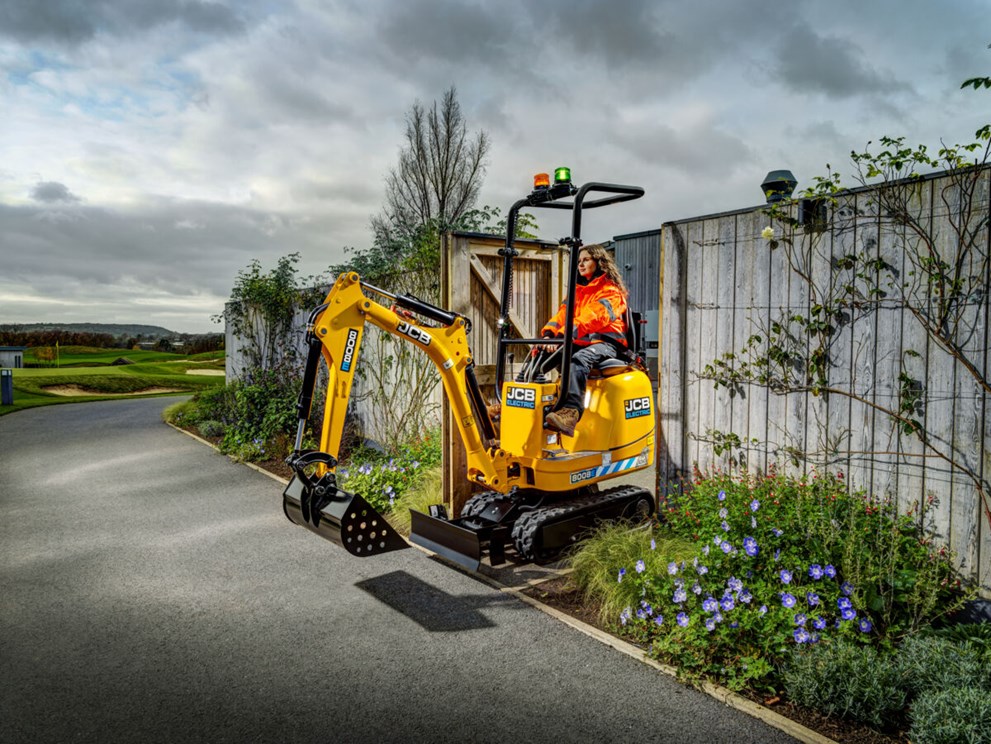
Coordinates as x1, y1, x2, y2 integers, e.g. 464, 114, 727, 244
1, 323, 176, 337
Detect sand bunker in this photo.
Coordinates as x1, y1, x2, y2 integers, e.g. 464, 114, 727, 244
43, 385, 184, 397
185, 369, 225, 376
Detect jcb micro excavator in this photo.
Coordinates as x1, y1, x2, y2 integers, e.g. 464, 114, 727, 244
283, 169, 656, 570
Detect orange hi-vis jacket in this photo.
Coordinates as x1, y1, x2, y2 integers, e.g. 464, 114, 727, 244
541, 272, 628, 348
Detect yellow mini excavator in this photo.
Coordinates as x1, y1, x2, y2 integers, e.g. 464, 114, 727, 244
282, 169, 655, 569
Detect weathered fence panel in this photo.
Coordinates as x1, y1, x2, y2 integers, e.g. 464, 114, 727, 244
659, 167, 990, 591
440, 232, 563, 513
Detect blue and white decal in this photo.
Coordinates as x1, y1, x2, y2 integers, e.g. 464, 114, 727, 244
505, 386, 536, 409
624, 396, 652, 419
340, 329, 359, 372
570, 452, 647, 484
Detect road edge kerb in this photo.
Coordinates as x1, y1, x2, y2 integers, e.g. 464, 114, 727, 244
168, 421, 836, 744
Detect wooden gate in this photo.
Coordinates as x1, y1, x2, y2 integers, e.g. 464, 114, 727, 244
439, 231, 564, 513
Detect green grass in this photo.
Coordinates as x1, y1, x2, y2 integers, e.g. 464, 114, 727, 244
1, 351, 226, 416
24, 346, 224, 367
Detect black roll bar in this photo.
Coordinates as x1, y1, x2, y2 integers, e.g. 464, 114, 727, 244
494, 181, 644, 410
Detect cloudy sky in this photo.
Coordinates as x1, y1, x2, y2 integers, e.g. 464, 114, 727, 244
2, 0, 988, 332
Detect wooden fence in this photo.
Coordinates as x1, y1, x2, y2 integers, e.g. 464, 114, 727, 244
659, 167, 990, 591
439, 232, 564, 513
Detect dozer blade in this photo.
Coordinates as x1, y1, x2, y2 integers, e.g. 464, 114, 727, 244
409, 510, 482, 572
283, 475, 409, 557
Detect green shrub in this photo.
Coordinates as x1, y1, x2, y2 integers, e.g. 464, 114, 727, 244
783, 640, 906, 727
197, 420, 225, 438
337, 426, 443, 514
163, 400, 197, 425
575, 470, 969, 691
896, 635, 990, 694
909, 687, 991, 744
386, 466, 443, 536
568, 524, 696, 626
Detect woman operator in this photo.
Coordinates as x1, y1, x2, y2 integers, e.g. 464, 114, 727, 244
540, 244, 629, 437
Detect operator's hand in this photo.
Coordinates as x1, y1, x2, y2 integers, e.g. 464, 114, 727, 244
537, 334, 560, 354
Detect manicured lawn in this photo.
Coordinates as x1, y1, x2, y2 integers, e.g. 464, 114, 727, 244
0, 349, 225, 416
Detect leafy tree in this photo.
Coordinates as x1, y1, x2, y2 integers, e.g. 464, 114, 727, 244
960, 42, 991, 90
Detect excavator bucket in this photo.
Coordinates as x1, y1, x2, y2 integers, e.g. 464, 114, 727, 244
282, 475, 409, 557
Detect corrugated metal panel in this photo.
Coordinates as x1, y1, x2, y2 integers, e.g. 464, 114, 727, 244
612, 230, 661, 381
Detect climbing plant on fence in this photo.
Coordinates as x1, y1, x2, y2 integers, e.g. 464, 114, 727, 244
699, 125, 991, 532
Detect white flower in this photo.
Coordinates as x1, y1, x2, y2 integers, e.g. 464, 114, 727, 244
761, 226, 775, 240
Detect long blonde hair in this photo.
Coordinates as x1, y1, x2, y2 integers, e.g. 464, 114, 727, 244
580, 244, 628, 296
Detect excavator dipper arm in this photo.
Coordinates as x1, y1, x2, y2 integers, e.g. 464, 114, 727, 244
282, 271, 504, 555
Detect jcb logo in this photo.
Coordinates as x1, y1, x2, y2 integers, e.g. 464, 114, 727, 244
341, 329, 359, 372
398, 321, 432, 346
505, 386, 536, 409
624, 396, 651, 419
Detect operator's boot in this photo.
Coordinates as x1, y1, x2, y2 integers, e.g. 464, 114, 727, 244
545, 407, 580, 437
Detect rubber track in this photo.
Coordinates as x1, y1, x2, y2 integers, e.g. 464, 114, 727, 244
511, 484, 652, 561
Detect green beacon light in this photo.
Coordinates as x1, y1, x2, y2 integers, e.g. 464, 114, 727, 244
554, 166, 571, 184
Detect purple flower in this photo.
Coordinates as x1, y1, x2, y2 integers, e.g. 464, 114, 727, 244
780, 569, 793, 584
702, 597, 719, 613
654, 615, 664, 626
751, 516, 758, 529
640, 600, 653, 616
636, 608, 647, 620
721, 520, 731, 532
837, 597, 853, 611
813, 617, 827, 630
618, 568, 626, 583
720, 541, 734, 554
758, 605, 768, 616
794, 628, 811, 644
719, 508, 728, 519
650, 538, 657, 551
677, 612, 690, 627
743, 536, 759, 557
808, 564, 824, 580
620, 607, 631, 626
721, 596, 735, 611
794, 613, 807, 626
841, 608, 857, 621
635, 559, 646, 574
841, 582, 854, 596
696, 563, 709, 576
859, 618, 873, 633
772, 527, 783, 537
806, 592, 820, 607
718, 490, 726, 501
672, 588, 687, 604
739, 589, 753, 604
781, 593, 797, 608
824, 564, 836, 578
750, 499, 760, 512
692, 582, 702, 595
705, 617, 717, 632
667, 561, 678, 575
702, 545, 710, 556
727, 577, 743, 593
714, 535, 723, 545
714, 612, 724, 623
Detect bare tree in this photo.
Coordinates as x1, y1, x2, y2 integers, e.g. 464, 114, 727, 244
373, 86, 489, 243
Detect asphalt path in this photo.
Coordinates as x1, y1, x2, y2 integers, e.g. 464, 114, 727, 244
0, 397, 798, 744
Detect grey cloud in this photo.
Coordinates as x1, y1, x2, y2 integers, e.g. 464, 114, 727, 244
0, 0, 245, 45
613, 123, 754, 177
378, 0, 510, 65
771, 25, 909, 98
30, 181, 80, 203
0, 200, 350, 332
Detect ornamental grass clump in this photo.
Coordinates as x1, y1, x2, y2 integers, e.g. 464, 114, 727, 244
590, 470, 969, 691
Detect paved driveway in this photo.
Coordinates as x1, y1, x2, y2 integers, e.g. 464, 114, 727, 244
0, 397, 798, 743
